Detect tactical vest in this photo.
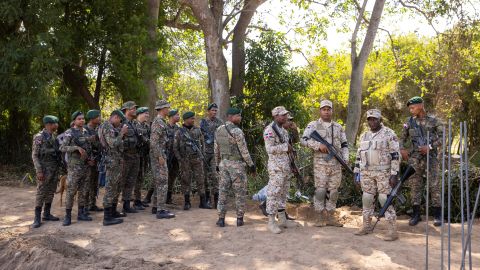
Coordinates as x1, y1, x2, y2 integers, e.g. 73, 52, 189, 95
216, 124, 243, 161
358, 129, 392, 171
180, 127, 202, 157
39, 131, 60, 163
315, 121, 342, 160
69, 128, 90, 163
123, 120, 138, 151
407, 116, 438, 153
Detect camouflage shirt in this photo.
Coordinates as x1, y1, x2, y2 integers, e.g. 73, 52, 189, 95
214, 121, 254, 167
200, 117, 223, 154
59, 127, 92, 166
32, 129, 61, 173
134, 120, 150, 156
99, 121, 124, 160
174, 125, 204, 160
400, 114, 443, 155
166, 122, 179, 157
85, 124, 101, 162
150, 116, 168, 159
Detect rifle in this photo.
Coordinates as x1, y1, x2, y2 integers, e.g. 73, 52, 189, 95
200, 119, 214, 145
309, 130, 354, 175
271, 122, 304, 191
181, 128, 209, 168
372, 165, 416, 230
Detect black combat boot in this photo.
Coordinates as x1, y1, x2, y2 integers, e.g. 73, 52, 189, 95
78, 206, 93, 221
143, 188, 154, 205
32, 206, 42, 228
123, 200, 138, 213
237, 216, 244, 227
63, 209, 72, 226
112, 205, 127, 218
259, 201, 268, 217
214, 193, 219, 209
103, 207, 123, 226
42, 203, 60, 221
199, 194, 212, 209
433, 207, 442, 227
166, 191, 173, 205
89, 205, 103, 212
184, 194, 191, 210
133, 200, 145, 210
216, 217, 225, 227
156, 209, 175, 219
409, 205, 422, 226
151, 207, 157, 214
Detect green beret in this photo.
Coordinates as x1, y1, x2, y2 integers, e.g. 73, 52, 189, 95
168, 109, 179, 117
207, 103, 218, 110
71, 111, 84, 121
182, 111, 195, 120
86, 110, 101, 120
226, 107, 242, 115
407, 96, 423, 106
42, 115, 58, 124
111, 110, 126, 122
136, 107, 149, 115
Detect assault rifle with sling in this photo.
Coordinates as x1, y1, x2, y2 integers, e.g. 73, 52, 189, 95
309, 130, 354, 175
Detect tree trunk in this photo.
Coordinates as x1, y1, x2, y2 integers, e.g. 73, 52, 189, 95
345, 0, 385, 145
94, 46, 107, 105
205, 35, 230, 116
63, 64, 99, 109
143, 0, 161, 116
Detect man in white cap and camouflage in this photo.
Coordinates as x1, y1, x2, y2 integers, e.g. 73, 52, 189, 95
354, 109, 400, 241
300, 99, 349, 227
264, 106, 296, 234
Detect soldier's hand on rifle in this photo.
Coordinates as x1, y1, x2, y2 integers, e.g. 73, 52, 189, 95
418, 145, 429, 155
120, 124, 128, 136
36, 172, 45, 182
389, 174, 398, 188
318, 143, 328, 153
78, 147, 87, 160
158, 157, 166, 166
400, 149, 409, 160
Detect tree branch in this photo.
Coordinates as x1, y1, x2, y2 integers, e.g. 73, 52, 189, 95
398, 0, 439, 34
351, 0, 368, 64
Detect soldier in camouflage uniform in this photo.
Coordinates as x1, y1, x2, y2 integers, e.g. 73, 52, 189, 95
214, 108, 255, 227
84, 110, 103, 213
133, 107, 150, 210
99, 110, 127, 226
174, 111, 211, 210
400, 96, 443, 227
166, 109, 180, 204
150, 100, 175, 219
264, 106, 294, 234
200, 103, 224, 209
354, 109, 400, 241
60, 111, 93, 226
301, 100, 349, 227
31, 115, 62, 228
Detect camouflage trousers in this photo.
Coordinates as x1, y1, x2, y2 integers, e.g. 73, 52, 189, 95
35, 163, 59, 207
266, 162, 291, 215
121, 152, 140, 202
217, 160, 247, 218
408, 154, 441, 207
204, 152, 219, 194
360, 169, 396, 221
151, 153, 169, 210
65, 163, 88, 210
84, 165, 99, 208
179, 158, 205, 195
103, 157, 124, 208
167, 156, 179, 193
314, 163, 342, 211
134, 155, 149, 201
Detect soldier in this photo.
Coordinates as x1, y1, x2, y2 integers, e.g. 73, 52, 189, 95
133, 107, 150, 210
150, 100, 175, 219
99, 110, 127, 226
60, 111, 93, 226
400, 96, 443, 226
119, 101, 140, 214
300, 100, 349, 227
166, 109, 180, 204
264, 106, 296, 234
174, 111, 211, 210
84, 109, 103, 213
214, 108, 255, 227
200, 103, 224, 208
354, 109, 400, 241
31, 115, 62, 228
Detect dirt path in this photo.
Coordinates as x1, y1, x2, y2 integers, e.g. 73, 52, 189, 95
0, 186, 479, 270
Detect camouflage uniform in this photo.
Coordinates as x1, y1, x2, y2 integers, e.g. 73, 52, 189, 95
400, 115, 443, 207
166, 122, 180, 194
121, 119, 140, 202
150, 116, 169, 210
32, 129, 61, 208
134, 120, 150, 202
84, 124, 101, 209
301, 119, 349, 212
174, 126, 206, 195
99, 121, 124, 209
60, 127, 92, 210
200, 117, 223, 196
215, 121, 254, 218
264, 122, 291, 215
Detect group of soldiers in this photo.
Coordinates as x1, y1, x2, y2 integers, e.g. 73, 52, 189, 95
31, 96, 442, 241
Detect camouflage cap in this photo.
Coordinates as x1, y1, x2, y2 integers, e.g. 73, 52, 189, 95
168, 109, 179, 117
366, 109, 382, 119
71, 111, 84, 121
320, 99, 333, 109
182, 111, 195, 120
407, 96, 423, 106
43, 115, 59, 124
271, 106, 289, 116
136, 107, 149, 115
86, 109, 101, 120
155, 100, 170, 110
121, 101, 137, 111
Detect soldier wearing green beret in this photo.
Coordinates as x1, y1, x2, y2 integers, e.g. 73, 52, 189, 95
200, 103, 224, 208
400, 96, 443, 227
84, 110, 103, 213
174, 111, 211, 210
133, 107, 150, 210
31, 115, 62, 228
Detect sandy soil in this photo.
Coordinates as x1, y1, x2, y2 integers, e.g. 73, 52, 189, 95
0, 185, 478, 270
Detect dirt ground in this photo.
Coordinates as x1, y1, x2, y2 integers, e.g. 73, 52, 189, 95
0, 185, 479, 270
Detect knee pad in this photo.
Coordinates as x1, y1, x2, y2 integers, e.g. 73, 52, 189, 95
328, 189, 339, 202
315, 188, 327, 202
362, 192, 375, 208
378, 193, 388, 207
